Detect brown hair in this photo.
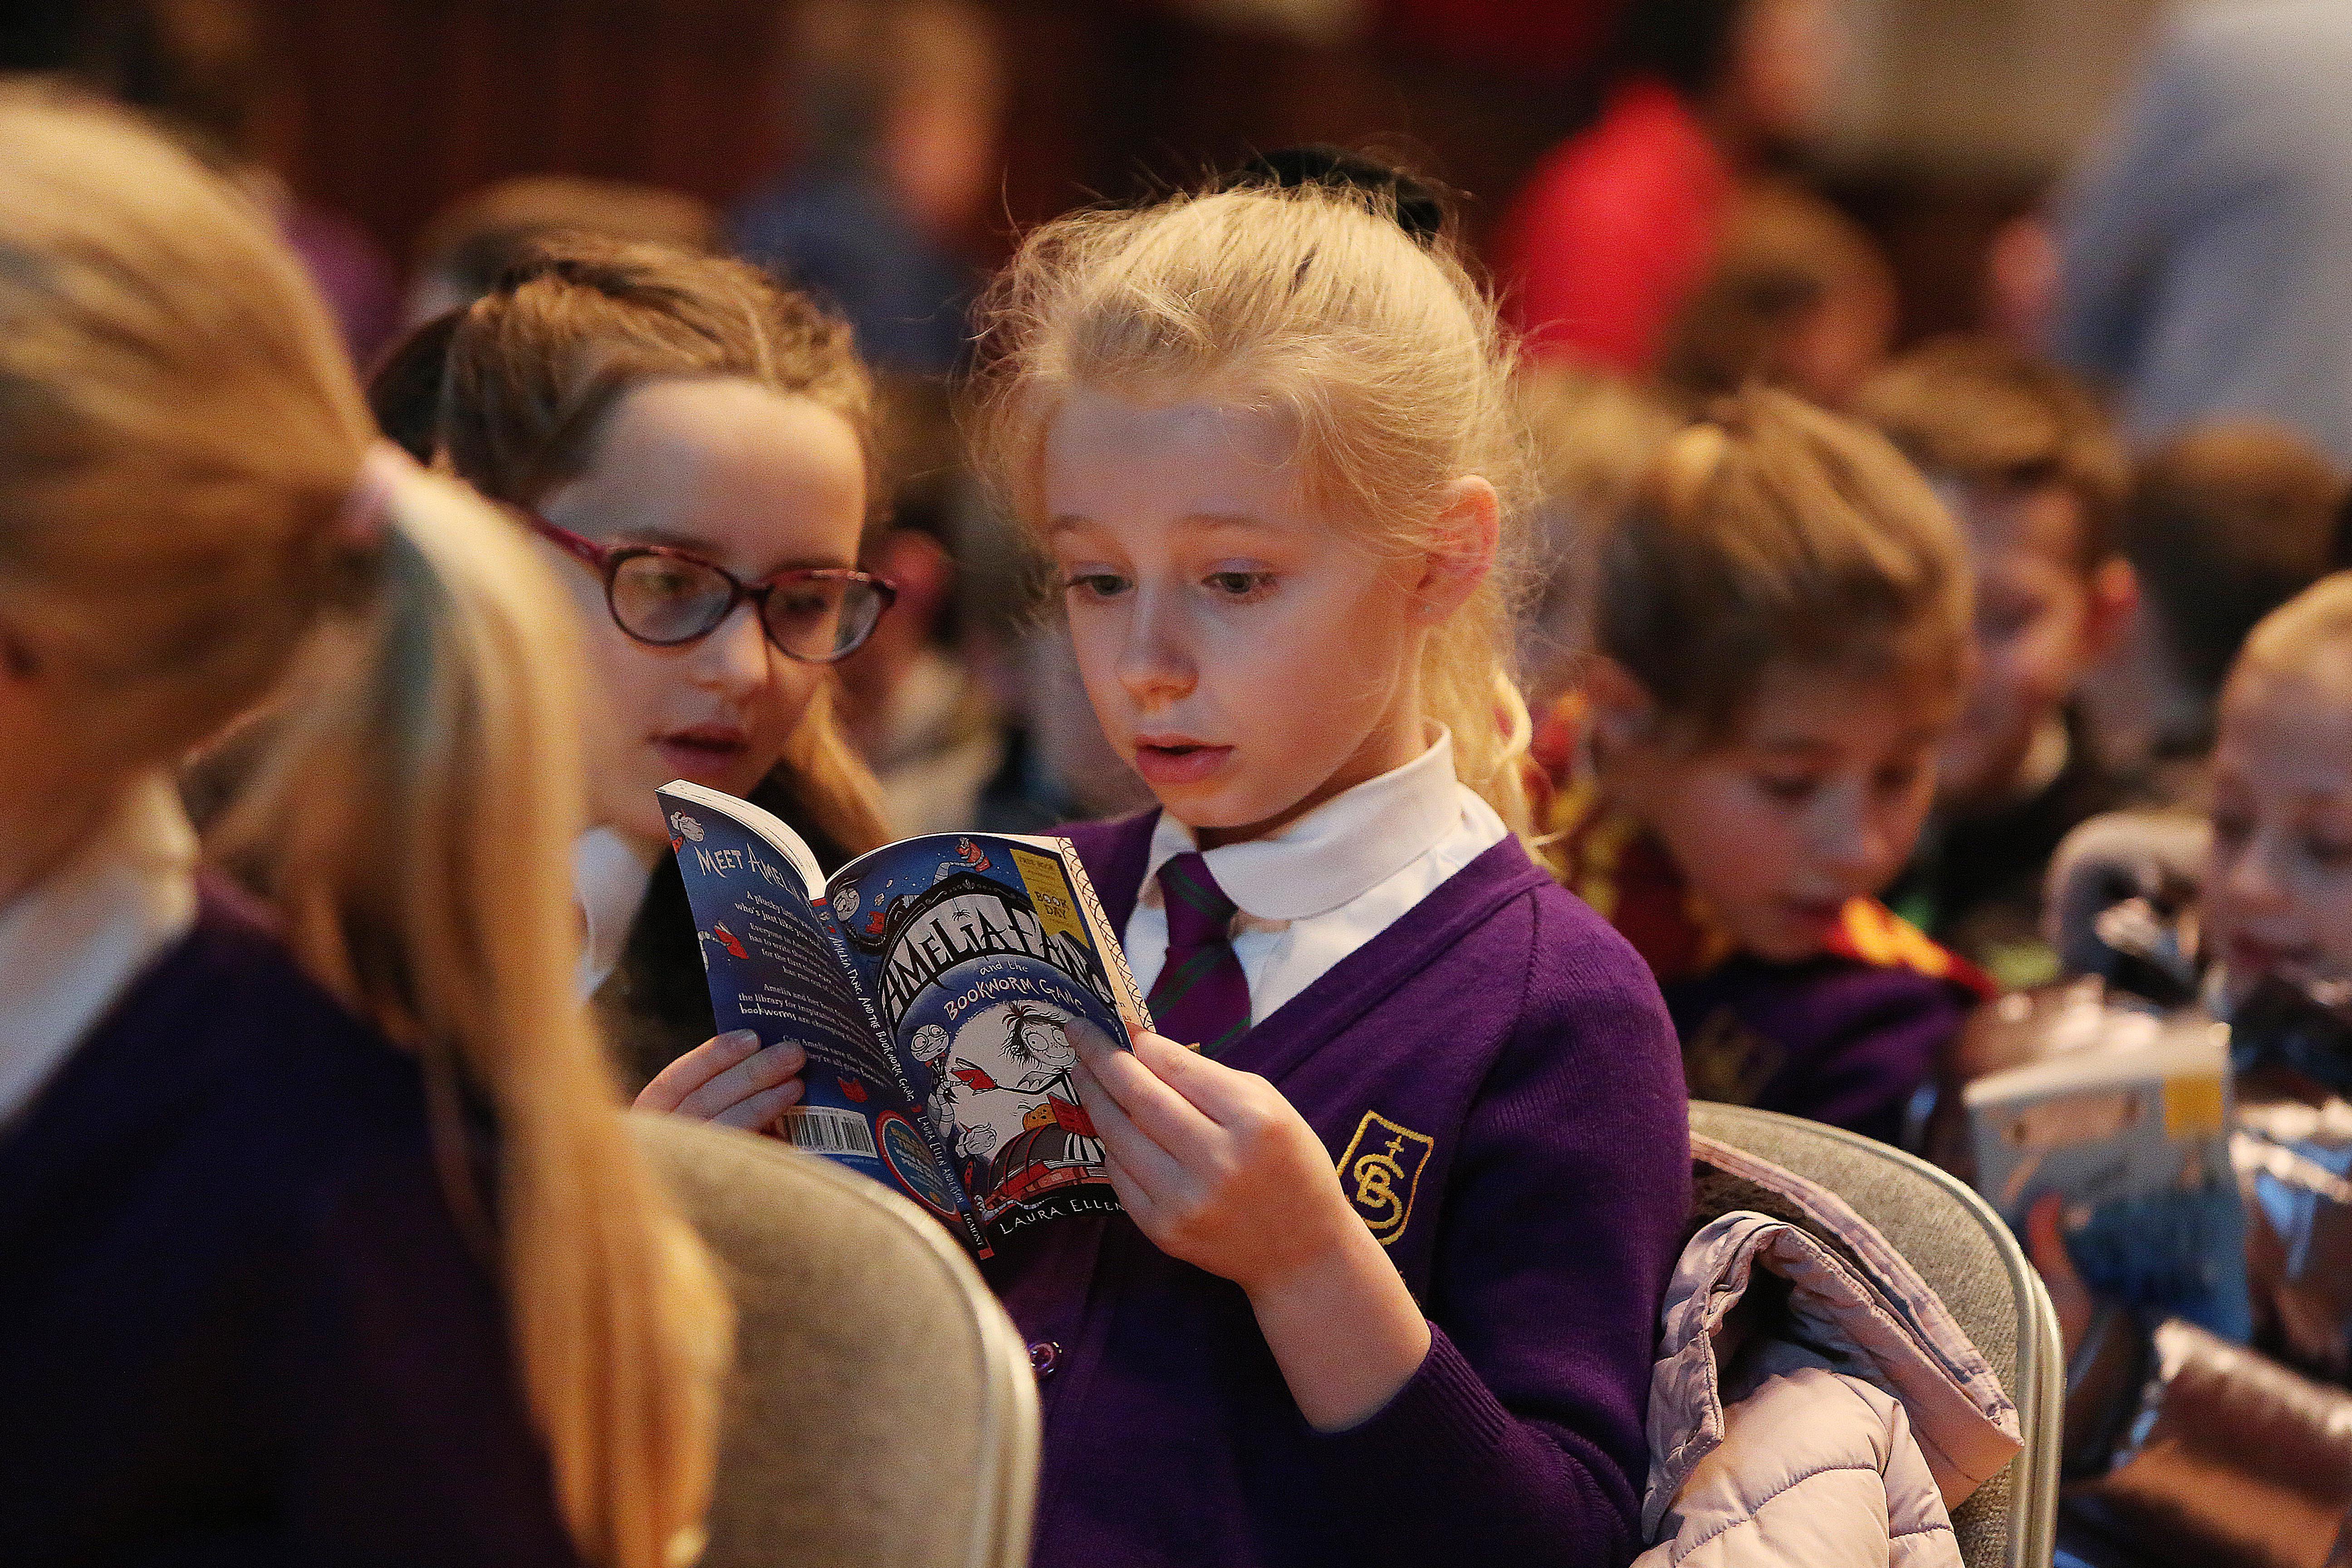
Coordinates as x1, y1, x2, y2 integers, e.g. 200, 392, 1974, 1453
0, 89, 727, 1568
1658, 183, 1895, 407
2127, 421, 2347, 703
407, 235, 890, 855
411, 176, 722, 305
1854, 334, 2129, 568
1589, 385, 1972, 743
970, 178, 1540, 832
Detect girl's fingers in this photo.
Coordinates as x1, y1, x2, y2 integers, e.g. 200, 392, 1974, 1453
713, 1075, 804, 1134
1077, 1029, 1223, 1162
1071, 1057, 1185, 1201
635, 1029, 761, 1113
1128, 1029, 1261, 1122
2026, 1192, 2095, 1360
675, 1039, 805, 1121
1098, 1147, 1156, 1228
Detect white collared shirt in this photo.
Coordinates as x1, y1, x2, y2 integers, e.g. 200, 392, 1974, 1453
573, 826, 660, 997
1125, 731, 1509, 1028
0, 773, 200, 1130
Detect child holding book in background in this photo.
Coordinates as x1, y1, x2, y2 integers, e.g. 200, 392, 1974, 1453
962, 159, 1690, 1568
377, 240, 900, 1098
1536, 388, 1991, 1147
1992, 576, 2352, 1568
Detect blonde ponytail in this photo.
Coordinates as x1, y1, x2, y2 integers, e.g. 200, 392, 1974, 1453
216, 469, 731, 1568
0, 90, 728, 1568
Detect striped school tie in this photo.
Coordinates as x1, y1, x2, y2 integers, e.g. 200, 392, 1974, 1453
1147, 852, 1251, 1058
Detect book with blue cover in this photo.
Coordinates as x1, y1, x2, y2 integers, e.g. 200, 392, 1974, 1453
657, 780, 1150, 1255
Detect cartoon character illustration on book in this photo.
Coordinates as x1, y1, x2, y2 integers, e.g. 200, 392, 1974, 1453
831, 883, 860, 924
931, 1002, 1104, 1217
700, 921, 748, 960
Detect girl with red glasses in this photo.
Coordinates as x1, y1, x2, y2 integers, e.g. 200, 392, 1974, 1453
373, 238, 894, 1099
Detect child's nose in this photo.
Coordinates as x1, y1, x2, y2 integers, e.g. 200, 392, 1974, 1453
1811, 791, 1890, 882
688, 602, 774, 697
1114, 586, 1196, 703
2220, 831, 2291, 907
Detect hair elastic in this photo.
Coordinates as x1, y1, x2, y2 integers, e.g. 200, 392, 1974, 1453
336, 439, 417, 549
1226, 145, 1446, 248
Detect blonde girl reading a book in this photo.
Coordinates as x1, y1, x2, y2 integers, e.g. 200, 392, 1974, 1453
379, 239, 897, 1100
0, 91, 725, 1567
963, 157, 1686, 1568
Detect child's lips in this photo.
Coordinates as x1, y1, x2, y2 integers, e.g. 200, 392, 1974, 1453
2226, 934, 2317, 981
1132, 737, 1235, 786
655, 725, 751, 783
1780, 896, 1847, 933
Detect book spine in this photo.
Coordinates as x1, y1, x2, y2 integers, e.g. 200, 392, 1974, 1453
1057, 840, 1154, 1035
814, 907, 995, 1259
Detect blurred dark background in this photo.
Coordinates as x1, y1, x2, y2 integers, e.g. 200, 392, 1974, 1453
0, 0, 2165, 356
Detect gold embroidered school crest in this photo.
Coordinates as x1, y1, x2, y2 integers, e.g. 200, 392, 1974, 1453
1337, 1111, 1434, 1246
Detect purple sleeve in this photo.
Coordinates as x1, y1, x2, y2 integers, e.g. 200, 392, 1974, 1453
1312, 899, 1692, 1567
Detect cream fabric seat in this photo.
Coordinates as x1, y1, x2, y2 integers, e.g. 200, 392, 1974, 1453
627, 1114, 1039, 1568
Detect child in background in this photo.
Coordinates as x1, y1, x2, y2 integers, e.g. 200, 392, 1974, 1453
2084, 421, 2345, 806
376, 239, 897, 1098
1536, 388, 1990, 1147
0, 93, 725, 1567
969, 164, 1690, 1567
1999, 577, 2352, 1568
1856, 337, 2140, 988
1656, 182, 1897, 411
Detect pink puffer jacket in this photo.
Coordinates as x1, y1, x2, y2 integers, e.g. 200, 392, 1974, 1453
1636, 1138, 2025, 1568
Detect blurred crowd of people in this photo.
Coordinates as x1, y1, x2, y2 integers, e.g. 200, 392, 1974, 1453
8, 0, 2352, 1565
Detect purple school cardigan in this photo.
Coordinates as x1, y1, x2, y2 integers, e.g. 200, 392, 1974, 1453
985, 811, 1691, 1568
0, 885, 578, 1567
1659, 957, 1976, 1147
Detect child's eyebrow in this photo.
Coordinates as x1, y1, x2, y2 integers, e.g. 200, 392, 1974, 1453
621, 526, 853, 577
1749, 735, 1836, 757
1175, 511, 1287, 536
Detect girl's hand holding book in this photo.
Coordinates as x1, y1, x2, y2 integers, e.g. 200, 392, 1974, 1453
1071, 1028, 1431, 1431
634, 1029, 807, 1134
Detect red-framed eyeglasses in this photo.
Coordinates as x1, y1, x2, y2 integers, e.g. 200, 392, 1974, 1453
523, 513, 896, 665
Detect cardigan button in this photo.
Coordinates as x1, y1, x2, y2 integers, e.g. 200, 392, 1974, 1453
1027, 1340, 1061, 1377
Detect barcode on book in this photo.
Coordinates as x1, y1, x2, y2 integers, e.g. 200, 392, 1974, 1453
780, 1106, 879, 1158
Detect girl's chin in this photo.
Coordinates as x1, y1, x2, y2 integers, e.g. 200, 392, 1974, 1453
1157, 789, 1315, 848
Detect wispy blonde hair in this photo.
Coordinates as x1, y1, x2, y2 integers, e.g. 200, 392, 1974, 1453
0, 88, 728, 1568
970, 179, 1540, 832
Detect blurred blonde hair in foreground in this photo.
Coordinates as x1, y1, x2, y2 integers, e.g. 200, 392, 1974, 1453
970, 178, 1541, 834
0, 87, 728, 1568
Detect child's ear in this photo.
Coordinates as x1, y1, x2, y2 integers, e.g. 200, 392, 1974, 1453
2082, 555, 2140, 665
1579, 657, 1659, 758
1407, 477, 1499, 624
0, 617, 40, 683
